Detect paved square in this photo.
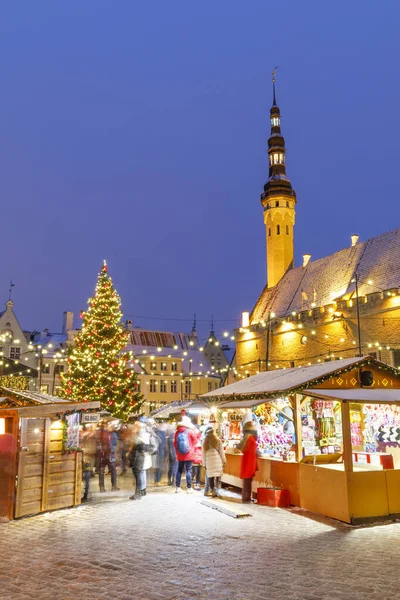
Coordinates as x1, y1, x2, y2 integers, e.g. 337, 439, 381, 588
1, 487, 400, 600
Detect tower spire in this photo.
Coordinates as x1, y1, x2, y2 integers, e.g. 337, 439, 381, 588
272, 66, 278, 106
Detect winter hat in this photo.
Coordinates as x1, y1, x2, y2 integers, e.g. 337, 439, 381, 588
181, 415, 192, 427
180, 409, 187, 418
243, 420, 257, 432
204, 424, 214, 435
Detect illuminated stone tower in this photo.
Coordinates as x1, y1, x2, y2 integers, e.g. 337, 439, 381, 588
261, 72, 296, 288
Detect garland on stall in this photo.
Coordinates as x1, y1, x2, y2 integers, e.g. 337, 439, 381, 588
208, 359, 400, 405
0, 376, 29, 390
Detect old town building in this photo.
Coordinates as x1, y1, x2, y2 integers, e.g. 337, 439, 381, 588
125, 324, 221, 414
236, 83, 400, 376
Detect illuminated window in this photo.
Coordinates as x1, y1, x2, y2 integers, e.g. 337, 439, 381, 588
150, 379, 156, 392
41, 364, 50, 374
160, 380, 167, 393
171, 380, 177, 393
185, 380, 192, 394
160, 362, 167, 371
40, 384, 49, 393
271, 117, 280, 126
286, 201, 289, 207
268, 227, 271, 237
150, 361, 157, 371
277, 225, 280, 235
55, 364, 65, 374
208, 381, 212, 392
10, 347, 20, 360
171, 362, 178, 372
275, 201, 279, 207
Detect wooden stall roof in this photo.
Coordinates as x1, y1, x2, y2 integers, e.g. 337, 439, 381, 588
0, 387, 100, 416
303, 388, 400, 404
201, 356, 400, 403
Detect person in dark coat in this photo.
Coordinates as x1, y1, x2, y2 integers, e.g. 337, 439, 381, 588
167, 425, 178, 486
238, 421, 258, 503
153, 423, 167, 486
95, 422, 120, 492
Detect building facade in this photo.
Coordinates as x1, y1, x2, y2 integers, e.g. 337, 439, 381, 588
126, 325, 221, 414
236, 84, 400, 375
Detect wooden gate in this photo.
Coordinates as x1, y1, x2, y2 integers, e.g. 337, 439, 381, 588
15, 418, 82, 519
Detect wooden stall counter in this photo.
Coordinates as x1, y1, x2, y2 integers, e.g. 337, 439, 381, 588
222, 452, 300, 506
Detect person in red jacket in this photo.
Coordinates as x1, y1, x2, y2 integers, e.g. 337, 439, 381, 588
239, 420, 258, 503
174, 415, 197, 494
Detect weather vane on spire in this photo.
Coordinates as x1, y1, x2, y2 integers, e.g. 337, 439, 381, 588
8, 280, 15, 300
272, 66, 279, 105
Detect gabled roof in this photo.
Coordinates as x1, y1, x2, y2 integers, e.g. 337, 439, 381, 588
252, 228, 400, 322
201, 356, 398, 401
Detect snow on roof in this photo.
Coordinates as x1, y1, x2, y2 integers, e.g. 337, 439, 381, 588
252, 228, 400, 321
201, 357, 368, 399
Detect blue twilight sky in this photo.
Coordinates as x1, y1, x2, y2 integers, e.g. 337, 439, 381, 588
1, 1, 399, 342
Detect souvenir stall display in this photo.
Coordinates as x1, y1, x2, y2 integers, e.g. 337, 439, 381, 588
254, 400, 295, 460
301, 399, 342, 456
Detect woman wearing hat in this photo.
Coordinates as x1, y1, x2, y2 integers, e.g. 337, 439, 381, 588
238, 421, 258, 503
202, 424, 226, 498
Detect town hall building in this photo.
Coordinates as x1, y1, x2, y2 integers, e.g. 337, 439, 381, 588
235, 80, 400, 375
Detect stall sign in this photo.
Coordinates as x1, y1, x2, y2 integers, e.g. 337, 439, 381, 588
81, 412, 101, 424
229, 413, 242, 422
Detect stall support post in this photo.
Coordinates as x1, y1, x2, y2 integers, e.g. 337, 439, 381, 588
341, 401, 353, 472
292, 394, 303, 462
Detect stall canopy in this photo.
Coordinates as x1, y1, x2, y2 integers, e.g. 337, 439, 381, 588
201, 356, 399, 403
150, 400, 208, 419
0, 386, 100, 415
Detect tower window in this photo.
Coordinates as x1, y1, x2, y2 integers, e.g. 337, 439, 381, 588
272, 153, 285, 165
286, 225, 289, 235
277, 225, 280, 235
268, 227, 271, 237
275, 201, 279, 207
286, 201, 289, 207
271, 117, 280, 127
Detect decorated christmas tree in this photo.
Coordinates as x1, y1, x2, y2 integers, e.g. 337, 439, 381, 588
61, 261, 142, 420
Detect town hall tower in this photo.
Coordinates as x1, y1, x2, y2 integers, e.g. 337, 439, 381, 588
261, 74, 297, 288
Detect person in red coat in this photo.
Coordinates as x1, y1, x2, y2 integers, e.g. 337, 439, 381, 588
239, 421, 258, 503
173, 415, 198, 494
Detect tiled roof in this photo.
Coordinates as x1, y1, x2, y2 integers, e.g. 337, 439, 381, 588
252, 228, 400, 322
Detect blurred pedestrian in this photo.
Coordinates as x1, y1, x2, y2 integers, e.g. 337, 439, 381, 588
153, 423, 167, 486
167, 424, 178, 486
174, 415, 197, 494
202, 424, 226, 498
238, 421, 258, 503
192, 427, 202, 491
128, 422, 151, 500
95, 422, 120, 492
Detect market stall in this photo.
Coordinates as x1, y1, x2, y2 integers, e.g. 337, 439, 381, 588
0, 387, 100, 520
202, 356, 400, 523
